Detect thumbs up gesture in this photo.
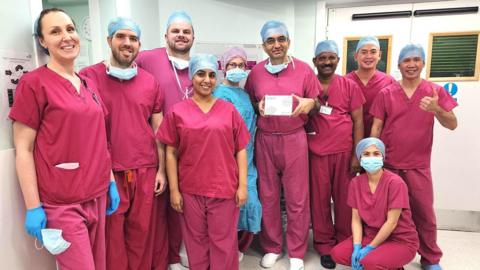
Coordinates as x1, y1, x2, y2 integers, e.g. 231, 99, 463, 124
419, 86, 441, 113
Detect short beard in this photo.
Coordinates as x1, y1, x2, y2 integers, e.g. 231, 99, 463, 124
167, 40, 192, 55
112, 49, 137, 68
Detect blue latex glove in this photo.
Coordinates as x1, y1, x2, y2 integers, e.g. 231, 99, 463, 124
358, 244, 376, 261
106, 181, 120, 215
422, 264, 443, 270
351, 243, 363, 270
25, 205, 47, 243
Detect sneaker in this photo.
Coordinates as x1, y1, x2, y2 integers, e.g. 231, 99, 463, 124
179, 242, 189, 268
260, 253, 281, 268
422, 264, 442, 270
168, 263, 184, 270
238, 251, 244, 262
320, 255, 336, 269
289, 258, 304, 270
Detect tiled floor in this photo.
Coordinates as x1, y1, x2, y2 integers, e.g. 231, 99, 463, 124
172, 230, 480, 270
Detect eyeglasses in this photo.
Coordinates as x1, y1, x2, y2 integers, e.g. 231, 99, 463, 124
264, 36, 288, 46
227, 62, 246, 69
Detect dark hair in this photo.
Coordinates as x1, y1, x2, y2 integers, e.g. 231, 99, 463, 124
34, 8, 76, 55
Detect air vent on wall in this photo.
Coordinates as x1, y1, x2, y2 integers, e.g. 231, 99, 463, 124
352, 11, 412, 20
414, 6, 479, 16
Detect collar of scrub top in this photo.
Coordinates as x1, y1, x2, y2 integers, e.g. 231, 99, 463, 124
166, 50, 192, 100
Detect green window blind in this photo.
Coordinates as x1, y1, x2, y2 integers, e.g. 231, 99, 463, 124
430, 34, 478, 78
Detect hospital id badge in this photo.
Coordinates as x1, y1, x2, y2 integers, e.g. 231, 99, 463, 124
264, 95, 292, 116
319, 105, 332, 115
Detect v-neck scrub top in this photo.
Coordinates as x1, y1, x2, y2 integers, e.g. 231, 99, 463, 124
157, 99, 250, 199
370, 80, 458, 169
9, 66, 111, 205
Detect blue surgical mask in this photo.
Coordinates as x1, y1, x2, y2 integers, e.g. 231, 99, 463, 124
226, 68, 248, 83
265, 61, 287, 74
106, 64, 137, 80
169, 56, 189, 70
360, 157, 383, 173
40, 229, 71, 255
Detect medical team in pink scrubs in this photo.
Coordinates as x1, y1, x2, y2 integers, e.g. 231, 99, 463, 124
245, 20, 319, 270
371, 44, 457, 270
308, 40, 365, 269
157, 54, 250, 270
80, 17, 165, 270
346, 36, 396, 137
10, 8, 119, 270
331, 137, 419, 270
136, 11, 194, 270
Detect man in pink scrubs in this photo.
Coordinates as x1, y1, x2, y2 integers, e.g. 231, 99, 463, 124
80, 17, 166, 270
371, 44, 458, 270
307, 40, 365, 269
245, 20, 319, 270
346, 36, 395, 136
136, 11, 194, 270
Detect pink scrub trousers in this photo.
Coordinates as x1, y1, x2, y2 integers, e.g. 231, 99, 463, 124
256, 128, 310, 259
309, 151, 352, 255
43, 194, 107, 270
180, 193, 240, 270
331, 236, 416, 270
106, 167, 157, 270
387, 167, 442, 265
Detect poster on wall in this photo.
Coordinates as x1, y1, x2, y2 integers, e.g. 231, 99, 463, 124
0, 50, 35, 150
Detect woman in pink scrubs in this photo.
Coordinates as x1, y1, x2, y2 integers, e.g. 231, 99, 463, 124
157, 54, 250, 270
9, 8, 118, 270
331, 138, 419, 270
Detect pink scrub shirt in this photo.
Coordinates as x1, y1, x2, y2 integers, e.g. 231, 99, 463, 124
307, 74, 365, 155
245, 58, 320, 133
80, 63, 164, 171
346, 71, 395, 136
348, 169, 419, 248
9, 66, 111, 204
370, 80, 457, 169
137, 48, 192, 113
157, 99, 250, 199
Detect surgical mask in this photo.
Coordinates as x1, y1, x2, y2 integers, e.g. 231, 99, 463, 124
265, 61, 287, 74
106, 64, 137, 80
38, 229, 71, 255
169, 56, 189, 70
225, 68, 248, 83
360, 157, 383, 173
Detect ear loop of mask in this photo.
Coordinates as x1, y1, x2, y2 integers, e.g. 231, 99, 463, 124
167, 51, 192, 100
34, 238, 44, 250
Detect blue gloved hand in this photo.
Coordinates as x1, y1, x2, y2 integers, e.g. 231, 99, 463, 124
358, 244, 376, 261
106, 181, 120, 215
351, 243, 363, 270
25, 205, 47, 244
422, 264, 443, 270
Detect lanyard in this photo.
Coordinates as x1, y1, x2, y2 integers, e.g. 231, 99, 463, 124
167, 52, 192, 100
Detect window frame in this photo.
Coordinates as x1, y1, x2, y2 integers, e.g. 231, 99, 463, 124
342, 35, 392, 75
426, 31, 480, 82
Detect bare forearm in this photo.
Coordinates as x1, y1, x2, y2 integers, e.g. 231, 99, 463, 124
434, 110, 457, 130
352, 209, 363, 244
16, 151, 41, 209
156, 141, 166, 173
236, 149, 247, 189
369, 220, 398, 247
370, 118, 383, 138
165, 147, 179, 192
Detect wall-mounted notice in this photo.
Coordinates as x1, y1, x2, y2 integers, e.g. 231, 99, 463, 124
0, 50, 35, 150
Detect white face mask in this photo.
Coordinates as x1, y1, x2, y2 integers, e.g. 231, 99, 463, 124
36, 229, 71, 255
169, 56, 189, 70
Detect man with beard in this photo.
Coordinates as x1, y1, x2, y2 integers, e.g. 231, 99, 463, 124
136, 11, 194, 270
80, 17, 166, 270
307, 40, 365, 269
346, 36, 395, 137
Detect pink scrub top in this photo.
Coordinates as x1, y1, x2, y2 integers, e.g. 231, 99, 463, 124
346, 71, 395, 136
136, 47, 192, 113
157, 99, 250, 199
80, 63, 164, 171
245, 58, 320, 133
9, 66, 111, 205
307, 75, 365, 156
370, 80, 457, 169
348, 170, 419, 248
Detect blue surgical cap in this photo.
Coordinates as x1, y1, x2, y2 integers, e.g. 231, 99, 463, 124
356, 36, 380, 52
260, 20, 289, 42
189, 54, 219, 80
166, 11, 193, 31
398, 44, 425, 64
315, 40, 339, 57
355, 137, 386, 160
108, 17, 141, 39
